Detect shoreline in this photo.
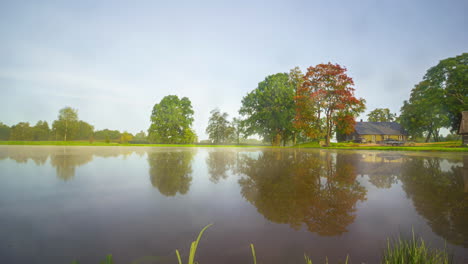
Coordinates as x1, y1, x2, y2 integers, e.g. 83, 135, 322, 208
1, 141, 467, 152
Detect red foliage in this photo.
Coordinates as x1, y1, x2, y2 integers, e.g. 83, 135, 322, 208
294, 63, 365, 145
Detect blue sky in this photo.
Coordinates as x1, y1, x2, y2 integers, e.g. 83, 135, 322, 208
1, 0, 467, 138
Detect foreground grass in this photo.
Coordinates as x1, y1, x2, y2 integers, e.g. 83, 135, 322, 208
382, 231, 453, 264
71, 226, 453, 264
1, 140, 467, 152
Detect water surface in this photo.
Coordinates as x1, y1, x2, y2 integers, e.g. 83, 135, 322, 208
0, 146, 467, 263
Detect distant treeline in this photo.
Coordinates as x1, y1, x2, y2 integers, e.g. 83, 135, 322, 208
0, 108, 146, 143
1, 53, 466, 146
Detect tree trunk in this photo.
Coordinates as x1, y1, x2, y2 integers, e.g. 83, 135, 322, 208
325, 117, 331, 147
425, 130, 432, 143
64, 120, 68, 141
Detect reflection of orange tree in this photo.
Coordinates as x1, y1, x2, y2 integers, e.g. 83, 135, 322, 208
400, 157, 468, 247
206, 150, 236, 183
148, 150, 196, 196
237, 150, 367, 236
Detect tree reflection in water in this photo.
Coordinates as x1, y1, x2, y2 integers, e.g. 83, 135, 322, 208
147, 150, 196, 196
206, 149, 237, 183
1, 146, 144, 181
236, 150, 367, 236
399, 155, 468, 247
50, 151, 94, 181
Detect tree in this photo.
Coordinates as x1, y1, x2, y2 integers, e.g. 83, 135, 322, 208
399, 53, 467, 140
239, 73, 295, 146
231, 117, 244, 145
134, 130, 147, 141
399, 81, 449, 142
206, 109, 232, 144
148, 95, 197, 144
76, 121, 94, 140
0, 122, 11, 140
295, 63, 366, 146
424, 53, 467, 132
53, 107, 79, 141
367, 108, 396, 122
32, 121, 50, 141
288, 67, 305, 145
94, 129, 121, 141
120, 131, 133, 144
10, 122, 33, 141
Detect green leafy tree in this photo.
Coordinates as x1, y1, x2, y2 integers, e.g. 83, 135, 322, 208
289, 67, 305, 145
424, 53, 467, 132
94, 129, 121, 141
52, 107, 79, 141
0, 122, 11, 140
10, 122, 34, 141
367, 108, 397, 122
400, 81, 449, 142
239, 73, 295, 146
120, 131, 133, 144
400, 53, 467, 140
148, 95, 196, 144
231, 117, 244, 144
32, 121, 50, 141
76, 121, 94, 140
134, 130, 147, 141
206, 109, 233, 144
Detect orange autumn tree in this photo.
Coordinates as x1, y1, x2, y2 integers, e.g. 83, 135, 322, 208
295, 63, 365, 146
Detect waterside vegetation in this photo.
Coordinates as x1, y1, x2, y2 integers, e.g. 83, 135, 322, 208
1, 140, 466, 152
70, 225, 453, 264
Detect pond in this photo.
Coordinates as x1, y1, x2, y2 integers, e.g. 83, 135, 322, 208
0, 146, 467, 263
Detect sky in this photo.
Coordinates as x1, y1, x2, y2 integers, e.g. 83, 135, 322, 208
0, 0, 467, 139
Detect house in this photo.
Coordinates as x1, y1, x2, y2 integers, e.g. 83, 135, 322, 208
340, 121, 407, 143
458, 111, 468, 145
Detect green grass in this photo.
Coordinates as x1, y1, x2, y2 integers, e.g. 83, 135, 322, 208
176, 224, 212, 264
382, 231, 453, 264
1, 140, 467, 152
0, 141, 276, 148
295, 141, 468, 152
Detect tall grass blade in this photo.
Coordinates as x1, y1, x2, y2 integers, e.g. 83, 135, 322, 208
176, 223, 213, 264
250, 244, 257, 264
175, 249, 182, 264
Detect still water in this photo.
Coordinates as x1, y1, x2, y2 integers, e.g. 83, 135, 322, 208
0, 146, 467, 263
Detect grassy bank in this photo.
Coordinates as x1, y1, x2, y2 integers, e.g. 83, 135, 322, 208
0, 141, 273, 148
1, 140, 467, 152
295, 141, 468, 152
